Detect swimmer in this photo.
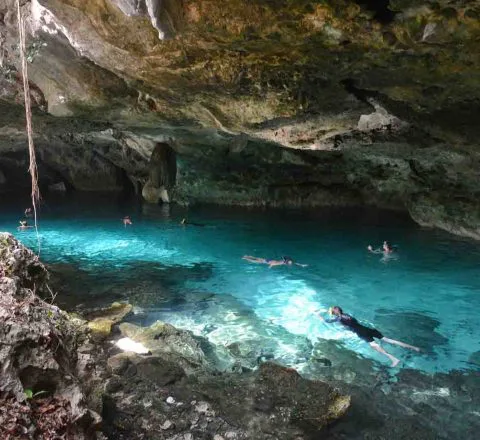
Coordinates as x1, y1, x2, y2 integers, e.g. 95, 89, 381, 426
180, 218, 206, 227
24, 208, 33, 218
367, 240, 396, 254
17, 220, 33, 231
316, 306, 420, 367
242, 255, 308, 268
122, 216, 132, 227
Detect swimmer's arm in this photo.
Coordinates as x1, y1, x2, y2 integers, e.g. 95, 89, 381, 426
294, 263, 308, 267
243, 256, 266, 263
313, 310, 338, 323
323, 317, 339, 323
367, 245, 383, 254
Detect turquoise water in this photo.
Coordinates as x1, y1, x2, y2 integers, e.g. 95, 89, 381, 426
1, 194, 480, 374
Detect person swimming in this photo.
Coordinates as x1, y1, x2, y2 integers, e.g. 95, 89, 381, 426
180, 218, 206, 227
367, 240, 396, 254
242, 255, 308, 268
316, 306, 420, 367
122, 216, 133, 227
17, 220, 33, 231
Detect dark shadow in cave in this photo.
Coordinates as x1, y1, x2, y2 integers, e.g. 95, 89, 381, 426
117, 167, 136, 198
149, 142, 177, 189
340, 78, 378, 105
354, 0, 396, 25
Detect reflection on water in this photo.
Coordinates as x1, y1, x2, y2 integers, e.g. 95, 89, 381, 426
1, 193, 480, 374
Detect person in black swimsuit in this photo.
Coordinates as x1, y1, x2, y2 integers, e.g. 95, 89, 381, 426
317, 306, 420, 367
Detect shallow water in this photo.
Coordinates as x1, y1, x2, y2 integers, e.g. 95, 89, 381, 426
1, 193, 480, 374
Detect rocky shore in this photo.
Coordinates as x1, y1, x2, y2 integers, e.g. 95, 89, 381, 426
0, 233, 350, 439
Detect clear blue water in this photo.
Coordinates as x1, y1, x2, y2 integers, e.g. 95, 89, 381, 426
1, 194, 480, 374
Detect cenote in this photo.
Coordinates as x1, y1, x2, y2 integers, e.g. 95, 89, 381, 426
2, 1, 480, 436
2, 193, 479, 375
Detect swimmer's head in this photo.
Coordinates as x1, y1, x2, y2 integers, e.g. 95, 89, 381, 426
331, 306, 343, 316
282, 256, 293, 265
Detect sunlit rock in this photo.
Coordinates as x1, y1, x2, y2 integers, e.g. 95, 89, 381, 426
115, 337, 150, 354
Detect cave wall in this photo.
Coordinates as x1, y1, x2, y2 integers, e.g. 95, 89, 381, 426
0, 0, 479, 239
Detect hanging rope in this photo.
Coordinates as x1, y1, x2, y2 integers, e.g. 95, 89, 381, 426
16, 0, 41, 252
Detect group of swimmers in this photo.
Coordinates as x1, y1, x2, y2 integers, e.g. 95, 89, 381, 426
241, 241, 395, 268
19, 209, 415, 367
125, 215, 411, 366
241, 241, 419, 367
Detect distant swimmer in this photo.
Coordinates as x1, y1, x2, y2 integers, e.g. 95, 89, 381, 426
17, 220, 33, 231
242, 255, 308, 268
180, 218, 206, 227
24, 208, 33, 218
122, 216, 133, 227
367, 240, 396, 255
316, 306, 420, 367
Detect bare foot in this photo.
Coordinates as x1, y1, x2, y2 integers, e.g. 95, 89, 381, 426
391, 358, 400, 368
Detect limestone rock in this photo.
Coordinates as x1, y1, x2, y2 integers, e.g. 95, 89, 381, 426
87, 302, 133, 340
88, 318, 114, 338
118, 320, 208, 372
142, 142, 176, 204
88, 302, 133, 323
0, 234, 99, 438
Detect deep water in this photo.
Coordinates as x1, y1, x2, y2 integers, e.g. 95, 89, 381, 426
2, 193, 480, 439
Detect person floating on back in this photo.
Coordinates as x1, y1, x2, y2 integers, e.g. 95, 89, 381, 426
242, 255, 308, 268
122, 216, 132, 227
367, 240, 396, 255
17, 220, 33, 231
316, 306, 420, 367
